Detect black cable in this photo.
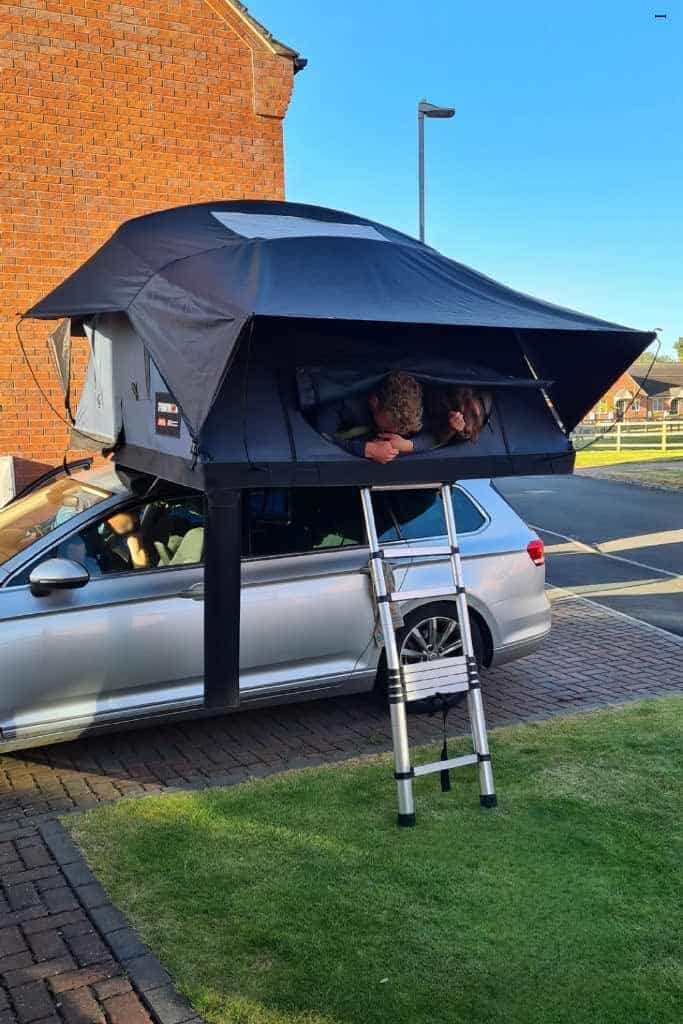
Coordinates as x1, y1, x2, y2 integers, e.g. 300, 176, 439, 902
241, 318, 256, 469
15, 317, 74, 430
573, 337, 662, 452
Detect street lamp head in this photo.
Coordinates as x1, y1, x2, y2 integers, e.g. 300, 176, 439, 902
418, 99, 455, 118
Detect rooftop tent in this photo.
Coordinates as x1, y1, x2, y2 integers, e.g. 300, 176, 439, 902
23, 200, 655, 708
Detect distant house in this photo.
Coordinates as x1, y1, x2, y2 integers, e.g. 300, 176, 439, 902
584, 362, 683, 422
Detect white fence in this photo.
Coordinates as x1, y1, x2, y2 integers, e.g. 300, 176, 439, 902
572, 419, 683, 452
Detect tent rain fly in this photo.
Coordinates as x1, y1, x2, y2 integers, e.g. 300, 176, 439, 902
23, 200, 655, 708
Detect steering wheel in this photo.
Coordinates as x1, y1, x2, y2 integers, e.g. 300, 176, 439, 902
101, 528, 132, 569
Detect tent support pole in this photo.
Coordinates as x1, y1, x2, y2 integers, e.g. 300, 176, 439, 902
204, 488, 242, 709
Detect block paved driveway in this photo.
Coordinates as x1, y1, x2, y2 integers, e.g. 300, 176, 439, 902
1, 595, 682, 1024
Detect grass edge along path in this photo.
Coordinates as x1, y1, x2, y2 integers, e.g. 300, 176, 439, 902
65, 698, 683, 1024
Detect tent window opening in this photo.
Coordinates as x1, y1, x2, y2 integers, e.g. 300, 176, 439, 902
299, 365, 493, 462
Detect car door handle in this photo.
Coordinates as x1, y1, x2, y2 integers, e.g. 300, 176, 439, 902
178, 583, 204, 601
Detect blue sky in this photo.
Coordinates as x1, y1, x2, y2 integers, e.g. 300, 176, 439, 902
249, 1, 681, 355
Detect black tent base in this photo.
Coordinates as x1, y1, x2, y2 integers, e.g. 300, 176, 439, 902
116, 444, 575, 492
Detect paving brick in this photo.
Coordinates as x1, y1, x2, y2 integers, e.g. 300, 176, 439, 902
48, 960, 120, 995
140, 985, 194, 1024
0, 952, 34, 977
26, 931, 68, 964
73, 886, 107, 912
17, 847, 52, 872
2, 870, 60, 888
0, 928, 26, 959
64, 931, 110, 968
41, 890, 78, 916
58, 988, 104, 1024
11, 981, 55, 1024
37, 829, 80, 869
4, 886, 41, 914
91, 978, 132, 1001
122, 956, 170, 994
0, 910, 47, 931
3, 957, 75, 991
105, 929, 145, 963
34, 878, 66, 896
22, 914, 84, 937
60, 863, 91, 890
86, 906, 127, 937
0, 1009, 17, 1024
101, 992, 150, 1024
59, 922, 93, 941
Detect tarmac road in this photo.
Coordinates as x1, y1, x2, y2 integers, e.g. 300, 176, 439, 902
497, 473, 683, 637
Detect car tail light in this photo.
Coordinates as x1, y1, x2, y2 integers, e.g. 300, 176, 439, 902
527, 539, 545, 566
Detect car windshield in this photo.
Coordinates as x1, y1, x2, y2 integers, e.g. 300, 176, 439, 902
0, 478, 112, 566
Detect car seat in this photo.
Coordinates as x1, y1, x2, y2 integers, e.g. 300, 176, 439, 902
168, 527, 204, 565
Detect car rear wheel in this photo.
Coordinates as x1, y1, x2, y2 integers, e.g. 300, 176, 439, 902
397, 602, 484, 667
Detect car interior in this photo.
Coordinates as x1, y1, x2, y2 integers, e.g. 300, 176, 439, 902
9, 482, 486, 585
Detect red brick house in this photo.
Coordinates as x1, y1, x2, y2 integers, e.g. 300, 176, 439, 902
0, 0, 303, 490
583, 363, 683, 422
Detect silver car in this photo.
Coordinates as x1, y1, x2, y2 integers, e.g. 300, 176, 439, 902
0, 466, 549, 752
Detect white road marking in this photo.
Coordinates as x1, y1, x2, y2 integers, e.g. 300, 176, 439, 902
532, 524, 683, 581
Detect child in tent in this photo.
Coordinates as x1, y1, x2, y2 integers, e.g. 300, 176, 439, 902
426, 386, 488, 447
315, 371, 433, 463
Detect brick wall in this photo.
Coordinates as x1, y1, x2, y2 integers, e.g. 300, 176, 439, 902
0, 0, 296, 489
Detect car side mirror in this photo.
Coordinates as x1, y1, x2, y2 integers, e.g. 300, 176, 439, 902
29, 558, 90, 597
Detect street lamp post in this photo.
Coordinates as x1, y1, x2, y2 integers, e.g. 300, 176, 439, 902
418, 98, 455, 243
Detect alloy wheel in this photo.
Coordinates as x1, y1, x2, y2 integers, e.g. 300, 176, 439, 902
399, 615, 462, 664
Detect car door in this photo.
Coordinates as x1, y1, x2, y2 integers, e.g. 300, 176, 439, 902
0, 493, 205, 746
239, 487, 379, 698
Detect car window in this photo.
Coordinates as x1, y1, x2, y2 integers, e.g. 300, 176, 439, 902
0, 478, 112, 568
246, 487, 367, 557
244, 486, 485, 557
384, 487, 486, 540
10, 493, 205, 585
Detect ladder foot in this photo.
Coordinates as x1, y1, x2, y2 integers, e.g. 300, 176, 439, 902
397, 812, 416, 828
480, 794, 497, 809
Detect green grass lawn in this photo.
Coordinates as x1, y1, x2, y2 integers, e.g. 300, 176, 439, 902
574, 449, 683, 468
66, 699, 683, 1024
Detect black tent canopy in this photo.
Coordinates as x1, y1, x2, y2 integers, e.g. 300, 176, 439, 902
24, 200, 655, 706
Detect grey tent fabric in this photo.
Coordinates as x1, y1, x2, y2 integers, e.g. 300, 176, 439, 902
47, 319, 72, 414
24, 200, 654, 435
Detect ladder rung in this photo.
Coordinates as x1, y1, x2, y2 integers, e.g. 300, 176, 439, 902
401, 657, 469, 702
389, 585, 459, 603
405, 679, 469, 701
369, 483, 443, 492
413, 753, 479, 777
384, 545, 451, 560
401, 655, 467, 681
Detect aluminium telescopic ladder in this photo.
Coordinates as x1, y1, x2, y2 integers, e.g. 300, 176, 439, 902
360, 483, 497, 827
